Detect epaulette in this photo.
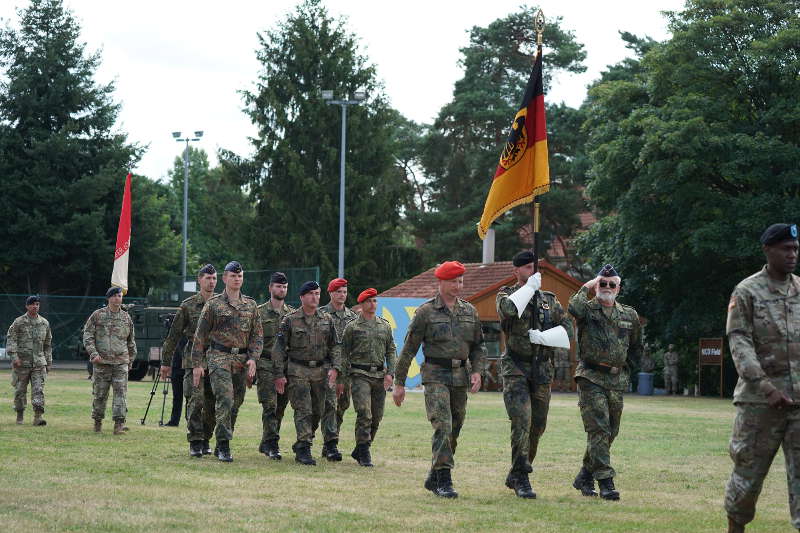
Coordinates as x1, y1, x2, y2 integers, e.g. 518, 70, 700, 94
378, 315, 391, 325
181, 294, 197, 306
208, 293, 224, 301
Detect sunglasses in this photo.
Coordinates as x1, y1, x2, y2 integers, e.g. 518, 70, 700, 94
599, 281, 618, 289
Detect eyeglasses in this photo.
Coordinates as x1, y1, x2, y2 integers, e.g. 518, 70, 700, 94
599, 281, 617, 289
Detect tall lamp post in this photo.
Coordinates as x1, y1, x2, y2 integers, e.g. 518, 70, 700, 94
172, 130, 203, 284
322, 90, 365, 278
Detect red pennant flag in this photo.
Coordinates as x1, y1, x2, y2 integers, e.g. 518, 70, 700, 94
111, 173, 132, 293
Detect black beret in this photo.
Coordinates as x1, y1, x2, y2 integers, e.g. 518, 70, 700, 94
26, 295, 40, 305
299, 281, 320, 295
597, 264, 619, 278
512, 250, 536, 267
760, 223, 798, 246
198, 264, 216, 276
224, 261, 243, 273
270, 271, 288, 284
106, 287, 123, 298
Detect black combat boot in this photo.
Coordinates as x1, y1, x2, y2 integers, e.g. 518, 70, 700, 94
351, 443, 374, 467
16, 410, 24, 424
424, 470, 436, 492
266, 440, 282, 460
258, 441, 268, 454
202, 440, 213, 455
217, 440, 233, 462
93, 419, 102, 433
293, 442, 316, 465
434, 469, 458, 498
506, 472, 536, 499
727, 516, 745, 533
598, 477, 620, 500
189, 440, 203, 458
573, 466, 597, 497
322, 439, 342, 461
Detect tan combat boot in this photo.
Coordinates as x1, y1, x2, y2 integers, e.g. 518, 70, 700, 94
15, 410, 23, 424
113, 421, 125, 435
32, 410, 46, 426
94, 419, 102, 433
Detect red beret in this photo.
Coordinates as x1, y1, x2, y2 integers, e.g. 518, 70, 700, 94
434, 261, 466, 280
327, 278, 348, 292
357, 288, 378, 303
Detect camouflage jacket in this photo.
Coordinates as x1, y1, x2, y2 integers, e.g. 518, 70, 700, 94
320, 303, 358, 341
663, 350, 680, 367
342, 315, 397, 379
257, 300, 294, 371
272, 307, 342, 380
568, 286, 642, 391
496, 285, 574, 383
161, 292, 216, 369
83, 307, 137, 365
191, 292, 263, 367
395, 295, 487, 387
727, 266, 800, 404
6, 313, 52, 367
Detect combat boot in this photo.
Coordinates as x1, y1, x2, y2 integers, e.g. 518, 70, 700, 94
322, 439, 342, 461
15, 410, 24, 424
113, 421, 126, 435
573, 466, 597, 497
217, 440, 233, 462
727, 517, 745, 533
189, 441, 203, 458
202, 440, 213, 455
93, 419, 102, 433
434, 469, 458, 499
266, 440, 282, 461
598, 477, 620, 501
506, 472, 536, 499
258, 441, 268, 455
32, 410, 46, 426
424, 470, 436, 492
293, 443, 316, 466
351, 443, 373, 467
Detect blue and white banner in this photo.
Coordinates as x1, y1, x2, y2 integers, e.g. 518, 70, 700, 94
377, 297, 427, 389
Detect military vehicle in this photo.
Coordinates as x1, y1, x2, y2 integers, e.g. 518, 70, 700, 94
126, 304, 178, 381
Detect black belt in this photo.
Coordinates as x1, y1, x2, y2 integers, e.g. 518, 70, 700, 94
290, 357, 327, 368
351, 363, 384, 372
583, 361, 621, 375
210, 342, 247, 355
425, 357, 465, 368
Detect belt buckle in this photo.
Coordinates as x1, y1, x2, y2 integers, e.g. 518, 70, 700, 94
451, 360, 460, 368
308, 360, 318, 368
370, 365, 377, 372
231, 347, 240, 355
610, 366, 619, 375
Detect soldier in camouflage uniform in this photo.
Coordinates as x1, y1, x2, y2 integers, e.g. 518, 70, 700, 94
725, 223, 800, 533
393, 261, 487, 498
663, 344, 680, 395
553, 348, 571, 386
191, 261, 262, 462
160, 264, 218, 457
496, 251, 574, 498
7, 295, 52, 426
83, 287, 137, 435
319, 277, 358, 461
257, 271, 294, 460
342, 288, 397, 467
568, 264, 642, 501
273, 281, 342, 465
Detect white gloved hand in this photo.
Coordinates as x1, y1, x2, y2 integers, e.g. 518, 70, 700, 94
528, 329, 546, 344
525, 272, 541, 292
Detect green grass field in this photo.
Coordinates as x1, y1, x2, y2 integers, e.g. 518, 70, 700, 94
0, 370, 792, 532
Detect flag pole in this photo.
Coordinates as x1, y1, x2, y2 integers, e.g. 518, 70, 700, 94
531, 9, 545, 273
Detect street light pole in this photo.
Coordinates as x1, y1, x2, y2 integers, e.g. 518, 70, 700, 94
323, 90, 365, 278
172, 130, 203, 283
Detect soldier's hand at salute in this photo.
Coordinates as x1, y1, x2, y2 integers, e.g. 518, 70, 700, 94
767, 389, 794, 409
159, 365, 171, 380
393, 385, 405, 406
383, 374, 393, 391
469, 372, 482, 393
192, 367, 204, 388
584, 276, 600, 291
275, 376, 287, 394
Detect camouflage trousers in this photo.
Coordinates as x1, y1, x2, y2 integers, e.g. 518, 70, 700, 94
577, 377, 623, 480
256, 365, 289, 445
208, 358, 246, 442
664, 365, 679, 394
92, 363, 128, 422
425, 382, 468, 471
503, 375, 550, 475
13, 366, 47, 413
288, 376, 327, 446
553, 366, 570, 383
725, 403, 800, 529
350, 375, 386, 444
183, 371, 215, 443
322, 379, 351, 443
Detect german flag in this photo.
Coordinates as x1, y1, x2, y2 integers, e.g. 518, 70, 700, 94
478, 49, 549, 239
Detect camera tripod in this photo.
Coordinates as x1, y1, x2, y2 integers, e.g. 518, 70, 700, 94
140, 371, 170, 426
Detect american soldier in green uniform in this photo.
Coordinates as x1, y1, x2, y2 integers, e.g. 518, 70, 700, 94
393, 261, 487, 498
725, 223, 800, 533
8, 295, 52, 426
568, 264, 642, 501
342, 287, 397, 467
496, 251, 573, 498
84, 287, 137, 435
160, 264, 218, 457
663, 344, 680, 395
191, 261, 263, 462
273, 281, 342, 465
257, 271, 294, 460
319, 277, 358, 461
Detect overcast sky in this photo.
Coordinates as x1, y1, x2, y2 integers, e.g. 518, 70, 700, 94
2, 0, 686, 180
